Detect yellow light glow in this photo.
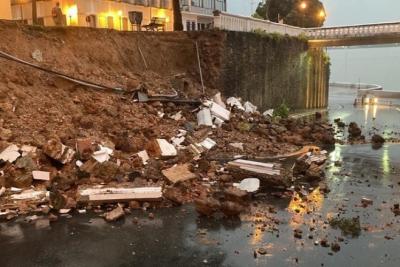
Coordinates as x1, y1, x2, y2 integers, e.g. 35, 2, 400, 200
288, 189, 324, 228
117, 10, 123, 17
319, 10, 325, 18
300, 2, 307, 9
66, 5, 78, 26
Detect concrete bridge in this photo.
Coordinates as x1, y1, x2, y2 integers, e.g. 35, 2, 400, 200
213, 13, 400, 48
307, 22, 400, 47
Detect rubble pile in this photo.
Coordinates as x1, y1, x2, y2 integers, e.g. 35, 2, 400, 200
0, 91, 335, 221
0, 22, 335, 221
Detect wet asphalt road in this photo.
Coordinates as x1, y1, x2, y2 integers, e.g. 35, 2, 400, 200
1, 87, 400, 267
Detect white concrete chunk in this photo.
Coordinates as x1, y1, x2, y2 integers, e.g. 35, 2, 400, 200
200, 138, 216, 150
244, 101, 257, 113
32, 171, 51, 181
137, 150, 150, 165
0, 144, 20, 163
197, 108, 213, 126
210, 102, 230, 121
157, 139, 177, 157
92, 145, 113, 163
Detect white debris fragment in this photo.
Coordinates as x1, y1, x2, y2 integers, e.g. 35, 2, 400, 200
212, 116, 224, 127
157, 139, 177, 157
171, 136, 185, 148
263, 109, 274, 117
212, 92, 227, 109
76, 160, 83, 167
226, 97, 245, 110
32, 171, 51, 181
137, 150, 150, 165
21, 145, 37, 157
207, 101, 230, 121
10, 189, 49, 200
228, 159, 280, 175
157, 111, 165, 118
10, 187, 22, 193
200, 138, 216, 150
244, 101, 257, 113
92, 145, 113, 163
78, 186, 163, 203
59, 209, 71, 214
233, 178, 260, 193
169, 111, 183, 121
197, 108, 213, 126
0, 144, 21, 163
31, 49, 43, 62
78, 209, 87, 214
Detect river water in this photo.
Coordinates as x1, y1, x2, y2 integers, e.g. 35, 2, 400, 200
1, 87, 400, 267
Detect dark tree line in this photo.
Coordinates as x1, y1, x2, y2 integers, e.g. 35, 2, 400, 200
253, 0, 326, 28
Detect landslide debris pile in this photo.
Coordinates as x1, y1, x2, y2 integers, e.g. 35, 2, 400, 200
0, 22, 334, 221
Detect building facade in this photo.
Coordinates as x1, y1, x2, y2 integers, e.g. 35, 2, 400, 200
4, 0, 226, 31
180, 0, 226, 31
0, 0, 12, 19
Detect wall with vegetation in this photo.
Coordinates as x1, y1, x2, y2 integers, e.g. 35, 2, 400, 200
213, 31, 330, 110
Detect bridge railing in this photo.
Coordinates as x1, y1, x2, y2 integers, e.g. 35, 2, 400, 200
213, 12, 305, 36
307, 22, 400, 39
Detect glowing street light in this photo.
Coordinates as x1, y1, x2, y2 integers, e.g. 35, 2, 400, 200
300, 2, 307, 10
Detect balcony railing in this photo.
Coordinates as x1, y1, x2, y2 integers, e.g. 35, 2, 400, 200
213, 12, 305, 36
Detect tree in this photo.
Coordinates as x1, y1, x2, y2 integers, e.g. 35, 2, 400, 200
253, 0, 326, 28
172, 0, 183, 31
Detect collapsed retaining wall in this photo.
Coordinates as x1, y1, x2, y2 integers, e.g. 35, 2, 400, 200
0, 21, 329, 111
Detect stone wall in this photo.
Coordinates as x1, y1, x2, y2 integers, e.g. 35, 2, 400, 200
197, 31, 330, 110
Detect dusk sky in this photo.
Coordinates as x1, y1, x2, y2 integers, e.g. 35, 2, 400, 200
229, 0, 400, 90
228, 0, 400, 26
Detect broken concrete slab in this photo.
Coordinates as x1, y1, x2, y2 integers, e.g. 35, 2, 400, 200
137, 150, 150, 165
200, 138, 216, 150
197, 108, 213, 126
92, 145, 113, 163
244, 101, 257, 113
32, 171, 51, 181
227, 159, 280, 176
162, 164, 197, 184
21, 145, 37, 157
263, 109, 274, 117
0, 144, 20, 163
213, 92, 226, 109
43, 139, 75, 164
156, 139, 177, 157
10, 189, 49, 200
104, 206, 125, 222
78, 186, 162, 203
226, 97, 245, 111
208, 101, 230, 121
